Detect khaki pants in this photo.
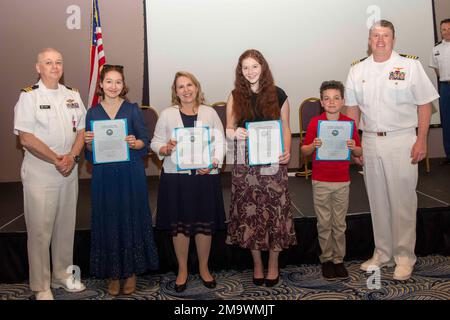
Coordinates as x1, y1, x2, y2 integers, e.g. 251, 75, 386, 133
312, 180, 350, 264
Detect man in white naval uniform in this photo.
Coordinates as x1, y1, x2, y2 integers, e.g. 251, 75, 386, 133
14, 48, 87, 299
345, 21, 439, 280
430, 19, 450, 165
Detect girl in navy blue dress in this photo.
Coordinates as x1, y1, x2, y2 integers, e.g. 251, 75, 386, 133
84, 65, 158, 296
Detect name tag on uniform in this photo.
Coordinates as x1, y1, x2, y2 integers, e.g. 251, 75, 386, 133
39, 105, 51, 109
66, 99, 80, 109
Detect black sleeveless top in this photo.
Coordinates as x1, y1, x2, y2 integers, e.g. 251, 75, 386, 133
237, 86, 287, 127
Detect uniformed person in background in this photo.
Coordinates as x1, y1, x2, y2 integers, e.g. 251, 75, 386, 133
13, 48, 86, 300
345, 20, 439, 281
430, 18, 450, 165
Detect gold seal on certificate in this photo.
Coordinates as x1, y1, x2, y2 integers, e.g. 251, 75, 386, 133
91, 119, 130, 164
316, 120, 353, 161
174, 126, 212, 171
246, 120, 284, 166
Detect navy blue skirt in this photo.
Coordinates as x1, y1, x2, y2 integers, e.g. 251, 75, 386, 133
89, 159, 159, 279
156, 170, 226, 236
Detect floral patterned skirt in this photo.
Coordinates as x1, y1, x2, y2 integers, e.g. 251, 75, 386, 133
226, 159, 297, 251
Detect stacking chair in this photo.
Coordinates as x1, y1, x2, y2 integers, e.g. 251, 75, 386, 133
425, 155, 430, 173
211, 101, 227, 130
211, 101, 227, 171
295, 98, 323, 179
140, 105, 159, 153
140, 105, 161, 225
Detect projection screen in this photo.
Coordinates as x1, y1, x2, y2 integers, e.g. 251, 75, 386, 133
146, 0, 439, 133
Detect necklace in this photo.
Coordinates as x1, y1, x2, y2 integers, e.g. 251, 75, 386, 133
181, 105, 197, 115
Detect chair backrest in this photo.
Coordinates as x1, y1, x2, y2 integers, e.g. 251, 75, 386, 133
140, 105, 159, 142
298, 98, 323, 136
211, 101, 227, 130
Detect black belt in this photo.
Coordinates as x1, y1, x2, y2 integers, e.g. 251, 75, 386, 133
440, 81, 450, 85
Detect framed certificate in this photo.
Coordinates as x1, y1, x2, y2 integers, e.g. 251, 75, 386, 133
91, 119, 130, 164
174, 126, 212, 171
316, 120, 353, 161
246, 120, 284, 166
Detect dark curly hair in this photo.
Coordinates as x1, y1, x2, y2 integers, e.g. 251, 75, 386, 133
232, 49, 279, 126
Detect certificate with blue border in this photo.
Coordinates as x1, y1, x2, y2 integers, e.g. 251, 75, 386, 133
91, 119, 130, 164
174, 126, 212, 171
246, 120, 284, 166
316, 120, 353, 161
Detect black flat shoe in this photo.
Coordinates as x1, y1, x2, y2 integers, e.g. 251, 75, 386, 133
201, 277, 217, 289
264, 276, 279, 287
174, 281, 187, 293
252, 277, 265, 286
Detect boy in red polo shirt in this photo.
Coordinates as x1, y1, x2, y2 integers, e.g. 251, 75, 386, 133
301, 81, 362, 279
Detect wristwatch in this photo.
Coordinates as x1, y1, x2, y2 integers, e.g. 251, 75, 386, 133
73, 155, 80, 163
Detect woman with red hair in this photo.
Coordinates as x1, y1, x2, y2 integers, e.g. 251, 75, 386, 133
226, 50, 296, 287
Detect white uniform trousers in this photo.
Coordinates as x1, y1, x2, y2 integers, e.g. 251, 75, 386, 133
362, 128, 418, 267
22, 159, 78, 292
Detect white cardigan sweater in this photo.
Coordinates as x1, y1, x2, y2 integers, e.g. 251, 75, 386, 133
150, 105, 225, 174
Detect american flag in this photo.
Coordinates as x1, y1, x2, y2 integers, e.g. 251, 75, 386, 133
88, 0, 106, 108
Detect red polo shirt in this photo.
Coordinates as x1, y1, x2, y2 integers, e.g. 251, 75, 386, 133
303, 112, 361, 182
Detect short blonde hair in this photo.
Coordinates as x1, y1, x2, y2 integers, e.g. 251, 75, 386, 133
370, 20, 395, 38
171, 71, 205, 107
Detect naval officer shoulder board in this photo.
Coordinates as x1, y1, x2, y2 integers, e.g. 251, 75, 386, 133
64, 85, 79, 92
351, 54, 419, 67
20, 84, 39, 93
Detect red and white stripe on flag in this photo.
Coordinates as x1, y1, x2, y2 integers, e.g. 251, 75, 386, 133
88, 0, 105, 108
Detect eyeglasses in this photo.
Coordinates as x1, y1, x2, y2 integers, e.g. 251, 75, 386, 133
102, 64, 124, 70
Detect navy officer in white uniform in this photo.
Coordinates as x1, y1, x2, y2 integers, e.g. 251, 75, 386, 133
345, 20, 439, 281
13, 48, 87, 300
430, 18, 450, 165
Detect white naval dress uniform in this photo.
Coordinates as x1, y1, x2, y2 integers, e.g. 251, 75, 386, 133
430, 40, 450, 160
13, 80, 86, 292
430, 40, 450, 81
345, 51, 439, 267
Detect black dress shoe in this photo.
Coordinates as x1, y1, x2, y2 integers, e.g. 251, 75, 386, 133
333, 263, 349, 278
252, 277, 265, 286
201, 277, 217, 289
322, 262, 336, 279
174, 281, 187, 293
264, 276, 279, 287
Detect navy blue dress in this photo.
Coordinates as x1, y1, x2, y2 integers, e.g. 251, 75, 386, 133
85, 101, 159, 279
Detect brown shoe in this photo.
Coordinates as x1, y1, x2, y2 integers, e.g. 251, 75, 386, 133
108, 279, 120, 296
123, 274, 136, 295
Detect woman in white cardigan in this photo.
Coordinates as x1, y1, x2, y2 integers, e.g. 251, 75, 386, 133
151, 71, 226, 293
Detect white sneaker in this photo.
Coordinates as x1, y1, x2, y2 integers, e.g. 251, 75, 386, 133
393, 265, 413, 281
35, 289, 54, 300
51, 278, 86, 293
360, 253, 395, 271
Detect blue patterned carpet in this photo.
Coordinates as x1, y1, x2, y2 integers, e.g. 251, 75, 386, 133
1, 255, 449, 300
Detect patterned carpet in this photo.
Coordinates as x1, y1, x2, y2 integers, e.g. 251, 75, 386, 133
1, 255, 449, 300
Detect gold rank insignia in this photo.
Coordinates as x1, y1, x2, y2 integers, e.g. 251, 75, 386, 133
399, 54, 419, 60
64, 85, 79, 92
20, 84, 39, 93
351, 57, 368, 66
